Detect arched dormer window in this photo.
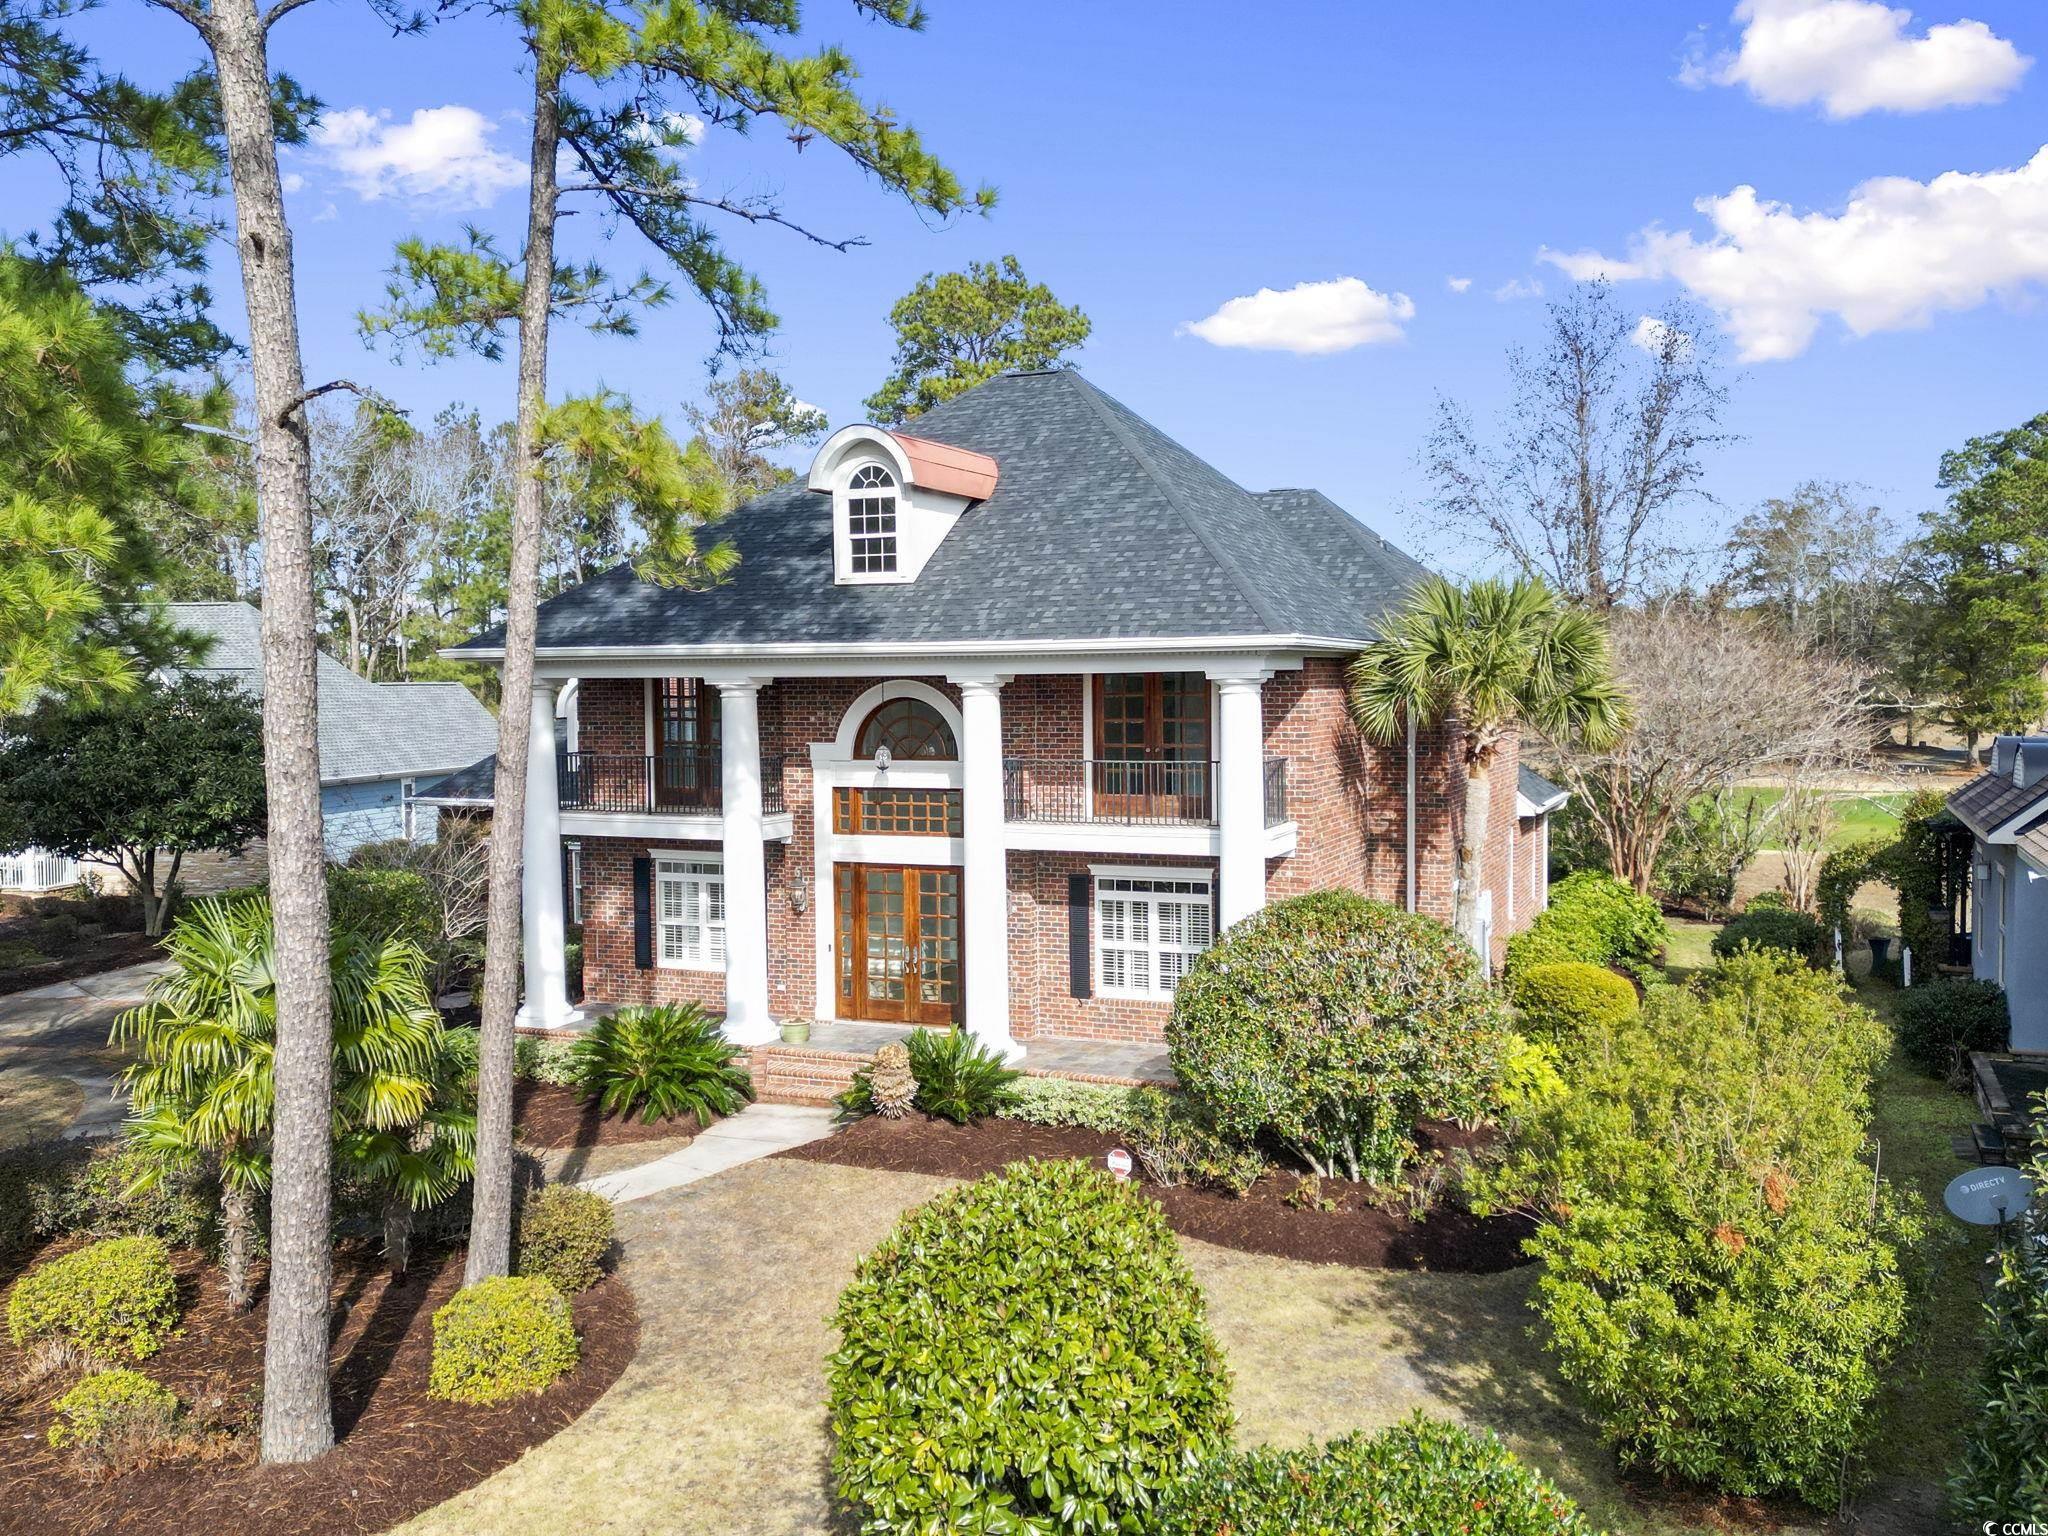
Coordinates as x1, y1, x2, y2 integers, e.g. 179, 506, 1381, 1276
846, 463, 898, 575
856, 697, 956, 760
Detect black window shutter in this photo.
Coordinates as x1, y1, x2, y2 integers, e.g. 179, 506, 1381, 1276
1067, 873, 1092, 999
632, 857, 654, 970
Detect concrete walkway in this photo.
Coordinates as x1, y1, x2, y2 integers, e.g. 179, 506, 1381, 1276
578, 1102, 837, 1203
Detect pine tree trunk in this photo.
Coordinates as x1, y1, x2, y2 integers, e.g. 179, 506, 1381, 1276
468, 50, 563, 1285
221, 1180, 256, 1312
201, 0, 335, 1463
1455, 750, 1493, 957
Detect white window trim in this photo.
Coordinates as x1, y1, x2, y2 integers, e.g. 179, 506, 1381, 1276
652, 850, 727, 973
401, 778, 418, 841
833, 459, 912, 586
1088, 863, 1215, 1001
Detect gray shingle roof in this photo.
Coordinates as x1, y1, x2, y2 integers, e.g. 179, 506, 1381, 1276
1518, 764, 1568, 813
1948, 768, 2048, 839
169, 603, 500, 785
417, 754, 497, 806
449, 370, 1429, 657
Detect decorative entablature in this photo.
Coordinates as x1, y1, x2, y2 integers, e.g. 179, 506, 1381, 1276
806, 424, 1000, 587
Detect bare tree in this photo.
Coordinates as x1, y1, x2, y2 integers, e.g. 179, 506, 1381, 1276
1545, 602, 1875, 893
133, 0, 357, 1464
1424, 282, 1735, 609
1721, 481, 1903, 663
310, 402, 436, 677
684, 366, 827, 499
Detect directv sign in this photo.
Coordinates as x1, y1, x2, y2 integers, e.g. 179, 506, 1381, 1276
1945, 1167, 2035, 1227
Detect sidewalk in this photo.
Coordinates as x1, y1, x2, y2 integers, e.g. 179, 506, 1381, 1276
578, 1102, 837, 1203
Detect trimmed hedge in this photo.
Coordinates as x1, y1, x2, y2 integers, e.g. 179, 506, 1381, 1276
8, 1236, 181, 1360
1505, 871, 1668, 981
513, 1033, 582, 1088
517, 1185, 614, 1295
0, 1140, 215, 1260
1510, 961, 1639, 1049
1167, 891, 1510, 1184
326, 864, 439, 950
47, 1368, 180, 1472
1895, 978, 2009, 1081
1154, 1414, 1601, 1536
1711, 906, 1830, 968
428, 1276, 579, 1405
828, 1159, 1232, 1535
998, 1075, 1151, 1134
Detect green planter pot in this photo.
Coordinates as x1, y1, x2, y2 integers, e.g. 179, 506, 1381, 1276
779, 1020, 812, 1045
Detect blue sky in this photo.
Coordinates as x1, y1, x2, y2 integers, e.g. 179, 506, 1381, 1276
15, 1, 2048, 569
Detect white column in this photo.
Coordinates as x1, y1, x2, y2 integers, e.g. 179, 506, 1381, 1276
519, 678, 576, 1029
1213, 671, 1268, 932
718, 680, 775, 1045
955, 675, 1021, 1061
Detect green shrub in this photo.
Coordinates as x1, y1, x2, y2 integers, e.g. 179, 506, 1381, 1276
8, 1236, 181, 1360
1155, 1414, 1602, 1535
838, 1026, 1023, 1124
514, 1033, 583, 1087
428, 1275, 579, 1405
1711, 906, 1830, 967
1895, 978, 2009, 1080
998, 1075, 1151, 1133
47, 1368, 180, 1473
72, 1143, 215, 1250
1505, 871, 1669, 981
829, 1160, 1232, 1535
1167, 891, 1511, 1184
1950, 1131, 2048, 1523
1480, 951, 1916, 1506
1125, 1088, 1265, 1195
1510, 961, 1638, 1049
516, 1185, 614, 1294
571, 1003, 754, 1123
326, 864, 439, 950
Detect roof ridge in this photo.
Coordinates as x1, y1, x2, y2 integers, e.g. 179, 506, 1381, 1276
1061, 371, 1292, 634
1261, 486, 1409, 566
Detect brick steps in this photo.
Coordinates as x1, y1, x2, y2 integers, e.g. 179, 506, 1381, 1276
745, 1045, 863, 1107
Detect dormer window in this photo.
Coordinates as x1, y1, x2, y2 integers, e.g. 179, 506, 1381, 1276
847, 464, 899, 575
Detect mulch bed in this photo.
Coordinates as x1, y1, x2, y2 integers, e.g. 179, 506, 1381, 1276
0, 1239, 638, 1536
513, 1080, 703, 1151
782, 1116, 1534, 1273
0, 931, 161, 998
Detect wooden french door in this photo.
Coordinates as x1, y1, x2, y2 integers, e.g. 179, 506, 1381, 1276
653, 677, 720, 810
834, 864, 963, 1025
1092, 671, 1212, 822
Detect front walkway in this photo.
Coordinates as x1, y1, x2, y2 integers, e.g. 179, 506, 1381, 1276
579, 1104, 836, 1203
0, 961, 166, 1145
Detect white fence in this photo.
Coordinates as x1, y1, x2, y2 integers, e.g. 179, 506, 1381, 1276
0, 849, 81, 893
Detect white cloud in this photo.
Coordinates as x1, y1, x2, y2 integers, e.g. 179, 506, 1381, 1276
1687, 0, 2030, 117
312, 105, 527, 208
1178, 277, 1414, 354
1491, 277, 1545, 301
1446, 275, 1473, 293
1630, 315, 1695, 359
1539, 145, 2048, 360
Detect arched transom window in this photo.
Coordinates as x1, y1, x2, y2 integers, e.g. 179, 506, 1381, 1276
856, 697, 956, 760
846, 463, 898, 575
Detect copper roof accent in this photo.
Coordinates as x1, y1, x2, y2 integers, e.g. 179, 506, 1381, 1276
890, 431, 999, 501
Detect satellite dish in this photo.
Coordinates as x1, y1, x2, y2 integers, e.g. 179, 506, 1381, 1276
1945, 1166, 2035, 1226
874, 744, 893, 771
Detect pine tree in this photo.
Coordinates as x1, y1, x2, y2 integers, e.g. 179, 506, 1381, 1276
362, 0, 990, 1283
865, 255, 1090, 423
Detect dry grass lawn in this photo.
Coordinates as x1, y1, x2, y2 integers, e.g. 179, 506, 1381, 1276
0, 1064, 82, 1148
399, 1155, 1841, 1536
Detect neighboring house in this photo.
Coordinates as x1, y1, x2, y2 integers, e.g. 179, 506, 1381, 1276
1948, 733, 2048, 1051
439, 369, 1562, 1057
0, 602, 501, 890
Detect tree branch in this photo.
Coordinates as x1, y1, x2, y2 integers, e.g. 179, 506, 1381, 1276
559, 177, 869, 253
274, 379, 404, 427
140, 0, 211, 33
261, 0, 322, 27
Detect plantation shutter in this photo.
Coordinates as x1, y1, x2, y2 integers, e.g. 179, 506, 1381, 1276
1067, 873, 1092, 999
632, 856, 654, 970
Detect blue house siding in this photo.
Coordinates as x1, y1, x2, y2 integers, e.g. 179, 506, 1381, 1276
320, 780, 439, 859
1974, 844, 2048, 1053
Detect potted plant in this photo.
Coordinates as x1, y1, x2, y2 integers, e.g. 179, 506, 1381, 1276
780, 1017, 812, 1045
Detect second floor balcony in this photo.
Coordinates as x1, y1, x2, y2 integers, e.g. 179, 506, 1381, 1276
1002, 755, 1290, 829
558, 749, 788, 818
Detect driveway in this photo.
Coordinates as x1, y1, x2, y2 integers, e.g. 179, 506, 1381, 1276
0, 961, 164, 1146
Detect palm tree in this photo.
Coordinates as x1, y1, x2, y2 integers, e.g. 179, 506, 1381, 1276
1347, 577, 1628, 954
116, 894, 449, 1309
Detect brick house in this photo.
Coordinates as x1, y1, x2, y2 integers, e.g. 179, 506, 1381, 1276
433, 369, 1564, 1061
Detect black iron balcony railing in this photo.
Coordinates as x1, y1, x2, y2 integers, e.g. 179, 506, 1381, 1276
1001, 755, 1292, 829
558, 750, 786, 817
1263, 756, 1290, 827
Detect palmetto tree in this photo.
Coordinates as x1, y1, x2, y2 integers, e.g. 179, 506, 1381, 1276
1347, 577, 1628, 955
116, 894, 448, 1308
